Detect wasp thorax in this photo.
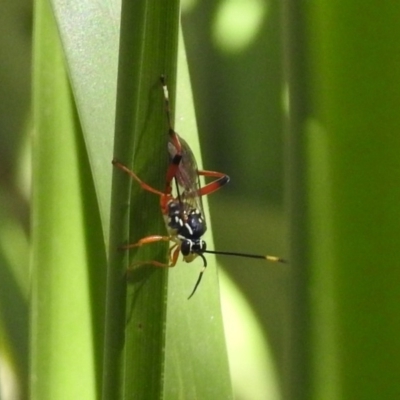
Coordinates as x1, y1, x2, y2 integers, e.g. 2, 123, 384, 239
180, 209, 206, 239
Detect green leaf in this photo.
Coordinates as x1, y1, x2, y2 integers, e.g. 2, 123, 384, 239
163, 31, 233, 399
31, 0, 106, 399
50, 0, 121, 242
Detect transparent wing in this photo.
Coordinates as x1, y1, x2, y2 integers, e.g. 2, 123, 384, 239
168, 134, 206, 226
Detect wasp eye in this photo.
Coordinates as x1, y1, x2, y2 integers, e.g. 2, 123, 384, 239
181, 239, 192, 256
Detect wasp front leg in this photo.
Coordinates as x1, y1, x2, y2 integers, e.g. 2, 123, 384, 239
112, 159, 167, 196
120, 235, 171, 250
123, 235, 180, 269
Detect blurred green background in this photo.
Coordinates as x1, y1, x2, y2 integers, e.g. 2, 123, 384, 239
3, 0, 400, 399
0, 1, 32, 398
0, 0, 32, 230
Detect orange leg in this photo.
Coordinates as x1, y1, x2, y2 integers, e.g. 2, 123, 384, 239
120, 235, 171, 250
126, 237, 181, 269
168, 245, 181, 267
129, 260, 171, 268
160, 75, 185, 188
165, 152, 182, 190
112, 159, 167, 196
112, 159, 176, 212
197, 169, 230, 197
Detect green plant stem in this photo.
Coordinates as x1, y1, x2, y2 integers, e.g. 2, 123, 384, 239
103, 1, 179, 399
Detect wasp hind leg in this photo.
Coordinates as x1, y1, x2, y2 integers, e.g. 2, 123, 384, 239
197, 169, 230, 197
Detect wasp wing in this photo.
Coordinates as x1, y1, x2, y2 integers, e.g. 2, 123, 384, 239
168, 134, 206, 231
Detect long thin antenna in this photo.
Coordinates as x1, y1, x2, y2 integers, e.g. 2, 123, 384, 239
187, 253, 208, 299
203, 249, 286, 263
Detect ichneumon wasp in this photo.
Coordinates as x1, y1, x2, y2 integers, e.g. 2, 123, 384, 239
112, 76, 285, 299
